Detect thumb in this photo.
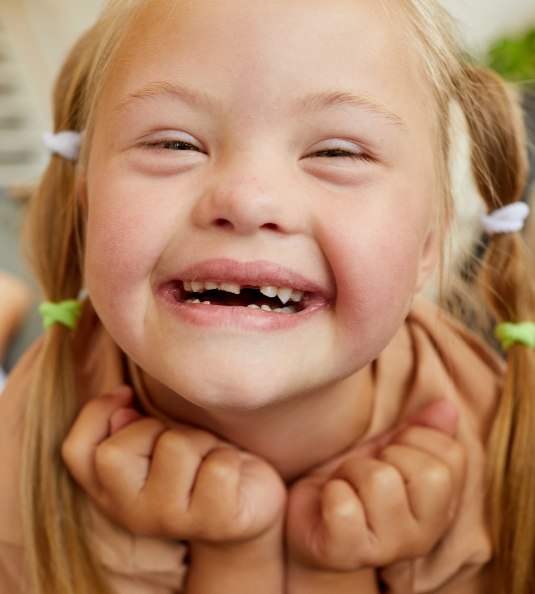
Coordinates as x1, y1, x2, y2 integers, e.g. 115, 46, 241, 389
407, 399, 458, 437
351, 400, 459, 459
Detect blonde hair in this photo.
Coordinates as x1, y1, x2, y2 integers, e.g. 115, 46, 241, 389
398, 4, 534, 593
22, 1, 534, 593
22, 3, 143, 593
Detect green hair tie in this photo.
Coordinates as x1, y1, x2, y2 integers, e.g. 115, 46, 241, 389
495, 322, 535, 350
39, 299, 82, 331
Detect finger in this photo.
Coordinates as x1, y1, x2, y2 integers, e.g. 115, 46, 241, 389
346, 400, 459, 461
148, 425, 222, 499
140, 425, 224, 534
95, 416, 167, 503
319, 478, 369, 569
287, 478, 324, 566
61, 385, 134, 493
387, 425, 466, 515
189, 447, 243, 539
333, 458, 412, 560
110, 406, 143, 434
378, 444, 453, 525
230, 452, 286, 541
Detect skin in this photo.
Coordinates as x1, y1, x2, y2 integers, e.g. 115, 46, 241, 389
0, 272, 31, 365
82, 0, 439, 451
64, 388, 464, 593
65, 1, 467, 592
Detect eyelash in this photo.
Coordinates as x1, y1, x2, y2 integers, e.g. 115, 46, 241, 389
142, 140, 202, 152
310, 148, 373, 162
141, 140, 373, 164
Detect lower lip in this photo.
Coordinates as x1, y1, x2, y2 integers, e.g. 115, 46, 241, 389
158, 291, 327, 331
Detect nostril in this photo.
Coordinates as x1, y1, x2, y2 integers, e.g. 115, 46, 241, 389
262, 223, 278, 231
215, 218, 233, 228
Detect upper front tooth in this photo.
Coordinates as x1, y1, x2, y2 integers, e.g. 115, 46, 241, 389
260, 286, 278, 298
277, 287, 293, 304
219, 282, 241, 294
290, 290, 304, 303
183, 281, 193, 292
190, 281, 206, 293
205, 281, 218, 290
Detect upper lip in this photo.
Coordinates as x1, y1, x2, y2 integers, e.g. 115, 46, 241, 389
158, 258, 333, 300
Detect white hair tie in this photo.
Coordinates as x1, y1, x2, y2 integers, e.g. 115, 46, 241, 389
480, 202, 530, 235
42, 131, 82, 161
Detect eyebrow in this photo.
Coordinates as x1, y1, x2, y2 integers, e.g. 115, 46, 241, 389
116, 81, 220, 113
300, 90, 406, 128
117, 81, 405, 128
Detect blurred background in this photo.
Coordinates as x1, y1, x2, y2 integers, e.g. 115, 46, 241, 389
0, 0, 534, 371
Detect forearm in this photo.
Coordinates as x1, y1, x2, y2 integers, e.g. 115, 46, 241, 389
287, 563, 380, 594
185, 526, 284, 594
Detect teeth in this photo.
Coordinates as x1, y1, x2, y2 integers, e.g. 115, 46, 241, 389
184, 280, 241, 294
276, 287, 293, 304
184, 280, 305, 303
186, 299, 297, 313
273, 307, 292, 313
260, 286, 278, 298
219, 282, 241, 295
261, 286, 303, 305
190, 281, 206, 293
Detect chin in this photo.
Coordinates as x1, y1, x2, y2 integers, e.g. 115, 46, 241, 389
180, 376, 289, 412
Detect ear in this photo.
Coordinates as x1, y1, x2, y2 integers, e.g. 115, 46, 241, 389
415, 222, 441, 292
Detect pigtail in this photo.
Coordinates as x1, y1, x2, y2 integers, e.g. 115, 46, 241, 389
456, 66, 535, 594
22, 28, 112, 594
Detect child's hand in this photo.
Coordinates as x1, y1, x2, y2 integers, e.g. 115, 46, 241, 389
286, 400, 466, 573
62, 386, 286, 544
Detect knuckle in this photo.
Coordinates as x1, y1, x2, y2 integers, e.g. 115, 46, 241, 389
155, 428, 191, 457
420, 460, 452, 491
441, 440, 466, 472
366, 464, 401, 492
204, 447, 241, 478
94, 440, 124, 472
60, 435, 77, 468
156, 426, 209, 458
137, 416, 167, 434
321, 482, 359, 526
397, 425, 425, 444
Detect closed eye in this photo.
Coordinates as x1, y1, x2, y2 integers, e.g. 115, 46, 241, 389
311, 148, 373, 162
304, 137, 375, 164
132, 132, 207, 175
143, 139, 203, 152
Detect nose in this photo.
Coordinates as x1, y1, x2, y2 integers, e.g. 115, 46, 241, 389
191, 160, 301, 236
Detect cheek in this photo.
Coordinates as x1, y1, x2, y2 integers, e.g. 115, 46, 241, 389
326, 197, 431, 343
83, 175, 171, 302
335, 233, 419, 324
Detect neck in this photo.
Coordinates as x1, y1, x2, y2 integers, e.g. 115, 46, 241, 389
135, 365, 374, 482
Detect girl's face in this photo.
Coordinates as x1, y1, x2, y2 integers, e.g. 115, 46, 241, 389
83, 0, 439, 413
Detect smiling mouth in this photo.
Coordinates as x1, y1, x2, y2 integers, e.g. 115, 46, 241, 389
172, 280, 307, 313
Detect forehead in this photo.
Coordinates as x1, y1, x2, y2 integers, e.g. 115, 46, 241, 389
100, 0, 429, 123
